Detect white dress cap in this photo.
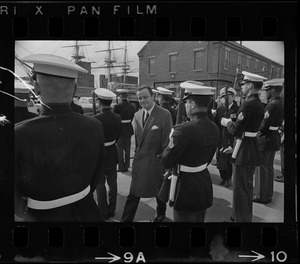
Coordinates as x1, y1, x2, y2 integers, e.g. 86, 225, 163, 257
157, 87, 173, 95
117, 89, 130, 94
22, 54, 88, 79
219, 87, 237, 97
94, 88, 116, 100
181, 82, 216, 100
241, 71, 268, 84
179, 80, 204, 89
15, 80, 34, 94
263, 78, 284, 89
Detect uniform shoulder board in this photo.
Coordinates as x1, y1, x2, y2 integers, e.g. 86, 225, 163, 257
264, 111, 270, 119
238, 112, 244, 121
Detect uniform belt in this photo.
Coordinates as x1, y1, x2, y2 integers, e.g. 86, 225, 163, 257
244, 132, 257, 137
121, 119, 131, 123
104, 140, 116, 147
269, 126, 279, 131
180, 163, 208, 173
27, 185, 90, 210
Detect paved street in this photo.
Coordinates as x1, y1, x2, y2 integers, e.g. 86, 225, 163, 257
96, 148, 284, 223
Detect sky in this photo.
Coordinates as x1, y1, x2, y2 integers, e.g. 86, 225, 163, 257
15, 41, 284, 88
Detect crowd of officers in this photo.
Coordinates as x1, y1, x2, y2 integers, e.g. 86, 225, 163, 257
12, 53, 284, 223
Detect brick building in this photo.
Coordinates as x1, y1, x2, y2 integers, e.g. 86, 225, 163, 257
138, 41, 284, 98
75, 61, 95, 97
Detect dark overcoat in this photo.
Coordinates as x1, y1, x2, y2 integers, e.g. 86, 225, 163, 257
15, 104, 105, 222
226, 94, 265, 166
162, 112, 220, 212
113, 99, 136, 137
130, 104, 173, 198
94, 108, 122, 169
257, 96, 284, 151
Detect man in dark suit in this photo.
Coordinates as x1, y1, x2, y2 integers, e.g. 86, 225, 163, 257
215, 87, 239, 188
94, 88, 122, 220
121, 86, 173, 222
254, 79, 284, 204
221, 71, 266, 222
162, 81, 220, 222
14, 80, 38, 123
113, 89, 136, 172
15, 54, 105, 222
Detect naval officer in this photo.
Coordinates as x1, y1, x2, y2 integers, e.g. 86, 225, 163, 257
162, 81, 220, 222
221, 71, 266, 222
15, 54, 106, 222
94, 88, 122, 220
157, 87, 177, 125
113, 89, 136, 172
254, 79, 284, 204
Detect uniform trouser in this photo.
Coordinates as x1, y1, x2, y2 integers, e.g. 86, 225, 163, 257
96, 167, 117, 218
233, 164, 255, 222
256, 150, 276, 201
173, 209, 206, 222
117, 136, 132, 171
121, 193, 166, 222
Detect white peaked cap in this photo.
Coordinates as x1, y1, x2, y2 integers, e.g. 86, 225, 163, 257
117, 89, 130, 94
263, 78, 284, 89
94, 88, 116, 100
219, 87, 237, 97
22, 54, 88, 79
157, 87, 173, 95
241, 71, 268, 83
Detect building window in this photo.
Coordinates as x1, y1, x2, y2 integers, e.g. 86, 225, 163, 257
194, 49, 204, 70
169, 53, 178, 73
237, 55, 242, 70
270, 66, 274, 79
262, 63, 266, 72
277, 68, 281, 78
224, 50, 230, 70
255, 59, 259, 72
148, 57, 155, 74
246, 56, 251, 70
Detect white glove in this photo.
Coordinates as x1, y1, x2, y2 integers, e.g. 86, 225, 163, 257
221, 117, 231, 127
222, 146, 233, 154
211, 109, 217, 116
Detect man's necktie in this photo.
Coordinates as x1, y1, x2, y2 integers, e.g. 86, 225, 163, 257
143, 111, 149, 127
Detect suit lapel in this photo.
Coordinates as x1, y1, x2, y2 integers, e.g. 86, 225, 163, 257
140, 105, 159, 145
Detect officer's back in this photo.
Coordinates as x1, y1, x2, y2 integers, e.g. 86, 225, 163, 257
14, 54, 105, 222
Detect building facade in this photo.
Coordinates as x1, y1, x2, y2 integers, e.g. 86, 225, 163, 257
76, 61, 95, 97
138, 41, 284, 98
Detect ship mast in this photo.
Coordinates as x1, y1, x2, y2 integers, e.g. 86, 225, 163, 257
62, 41, 91, 63
93, 41, 124, 85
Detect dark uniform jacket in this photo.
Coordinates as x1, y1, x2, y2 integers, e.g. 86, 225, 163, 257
70, 101, 84, 114
94, 108, 122, 169
257, 96, 284, 151
162, 112, 220, 212
113, 99, 135, 137
15, 104, 105, 222
15, 107, 38, 124
227, 94, 265, 167
215, 101, 239, 148
161, 102, 177, 125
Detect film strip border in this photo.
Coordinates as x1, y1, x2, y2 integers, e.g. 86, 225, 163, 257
0, 2, 296, 39
1, 223, 298, 262
0, 1, 297, 263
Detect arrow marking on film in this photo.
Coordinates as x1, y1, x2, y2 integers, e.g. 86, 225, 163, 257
239, 250, 265, 262
95, 252, 121, 263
